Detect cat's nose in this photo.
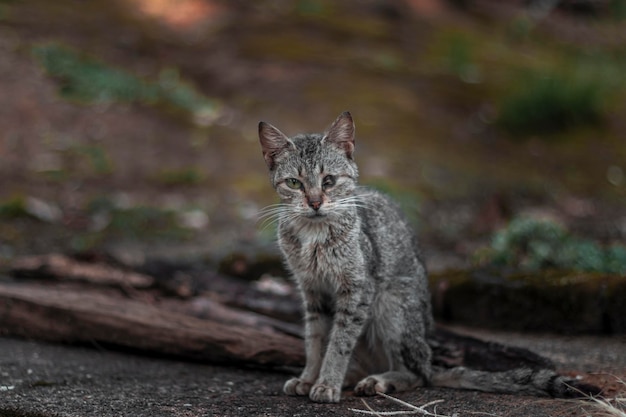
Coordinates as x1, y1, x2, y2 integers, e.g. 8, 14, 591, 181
308, 198, 322, 211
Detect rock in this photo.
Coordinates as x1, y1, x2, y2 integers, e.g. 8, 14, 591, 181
431, 268, 626, 334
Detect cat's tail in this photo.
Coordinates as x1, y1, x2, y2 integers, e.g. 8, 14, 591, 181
431, 366, 601, 398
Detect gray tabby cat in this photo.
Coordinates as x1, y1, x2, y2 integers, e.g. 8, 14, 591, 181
258, 112, 596, 403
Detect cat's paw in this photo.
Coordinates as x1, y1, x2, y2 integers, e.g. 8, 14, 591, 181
309, 383, 341, 403
354, 376, 394, 396
283, 378, 312, 396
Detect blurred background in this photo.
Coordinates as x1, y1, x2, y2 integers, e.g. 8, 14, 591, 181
0, 0, 625, 273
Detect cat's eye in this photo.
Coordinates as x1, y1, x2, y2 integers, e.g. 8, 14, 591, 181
322, 175, 336, 189
285, 178, 303, 190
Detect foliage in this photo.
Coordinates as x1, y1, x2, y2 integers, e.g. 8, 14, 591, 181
0, 196, 28, 219
497, 70, 606, 136
442, 33, 481, 83
31, 44, 219, 122
479, 217, 626, 275
611, 0, 626, 20
68, 144, 113, 176
296, 0, 328, 16
152, 167, 204, 186
83, 145, 112, 175
83, 196, 192, 244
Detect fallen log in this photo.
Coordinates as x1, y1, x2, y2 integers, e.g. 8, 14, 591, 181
159, 296, 303, 338
11, 254, 154, 289
10, 254, 304, 318
141, 259, 303, 320
0, 278, 562, 374
0, 282, 305, 367
1, 254, 598, 386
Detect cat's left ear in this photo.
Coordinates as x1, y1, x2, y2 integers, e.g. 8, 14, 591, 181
323, 111, 355, 159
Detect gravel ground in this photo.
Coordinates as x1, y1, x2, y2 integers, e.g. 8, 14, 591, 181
2, 327, 624, 417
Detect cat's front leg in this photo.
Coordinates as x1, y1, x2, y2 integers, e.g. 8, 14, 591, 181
310, 279, 371, 403
284, 290, 331, 396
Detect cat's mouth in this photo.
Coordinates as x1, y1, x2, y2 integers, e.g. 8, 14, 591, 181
305, 211, 327, 220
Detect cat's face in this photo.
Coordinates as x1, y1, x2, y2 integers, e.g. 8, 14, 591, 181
259, 112, 359, 221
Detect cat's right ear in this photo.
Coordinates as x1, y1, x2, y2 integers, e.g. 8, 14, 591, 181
258, 121, 294, 170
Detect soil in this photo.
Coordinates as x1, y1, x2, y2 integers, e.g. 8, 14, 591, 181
1, 0, 625, 264
2, 327, 625, 417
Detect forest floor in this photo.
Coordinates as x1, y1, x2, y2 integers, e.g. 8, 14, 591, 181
2, 326, 625, 417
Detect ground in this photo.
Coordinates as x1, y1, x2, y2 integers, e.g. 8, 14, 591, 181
2, 326, 625, 417
1, 0, 625, 263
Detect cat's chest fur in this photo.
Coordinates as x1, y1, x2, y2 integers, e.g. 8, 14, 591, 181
279, 218, 362, 290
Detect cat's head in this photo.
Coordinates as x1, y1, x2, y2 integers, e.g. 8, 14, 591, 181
258, 111, 359, 221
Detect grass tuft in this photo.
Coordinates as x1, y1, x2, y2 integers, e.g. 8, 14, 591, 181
0, 196, 28, 219
151, 167, 204, 186
350, 392, 451, 416
477, 217, 626, 275
31, 43, 220, 123
497, 70, 606, 137
572, 376, 626, 417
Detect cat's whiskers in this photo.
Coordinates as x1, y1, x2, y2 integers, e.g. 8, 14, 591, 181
330, 195, 375, 213
259, 194, 375, 231
258, 203, 289, 215
258, 203, 290, 230
258, 203, 310, 230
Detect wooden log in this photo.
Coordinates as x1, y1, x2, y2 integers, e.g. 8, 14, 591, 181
0, 282, 305, 367
142, 260, 303, 320
159, 296, 303, 338
11, 254, 154, 289
2, 254, 594, 380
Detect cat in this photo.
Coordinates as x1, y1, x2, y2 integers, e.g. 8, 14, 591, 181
258, 112, 599, 403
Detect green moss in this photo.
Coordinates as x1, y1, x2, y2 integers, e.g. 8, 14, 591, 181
151, 167, 204, 186
479, 217, 626, 275
440, 32, 481, 83
497, 70, 606, 136
424, 21, 626, 140
31, 43, 220, 121
0, 196, 28, 219
109, 206, 186, 238
32, 44, 154, 103
611, 0, 626, 20
0, 0, 17, 20
70, 144, 113, 176
295, 0, 329, 16
85, 197, 192, 243
0, 4, 10, 20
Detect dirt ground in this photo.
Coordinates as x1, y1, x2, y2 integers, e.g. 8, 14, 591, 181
1, 0, 625, 263
2, 326, 625, 417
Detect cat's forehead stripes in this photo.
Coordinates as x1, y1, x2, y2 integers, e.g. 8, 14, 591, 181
290, 134, 328, 181
292, 133, 323, 154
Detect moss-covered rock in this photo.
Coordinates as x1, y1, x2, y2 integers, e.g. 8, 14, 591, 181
430, 268, 626, 334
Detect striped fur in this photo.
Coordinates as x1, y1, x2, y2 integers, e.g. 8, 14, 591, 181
258, 112, 597, 403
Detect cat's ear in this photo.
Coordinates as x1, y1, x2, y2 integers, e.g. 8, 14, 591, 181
323, 111, 355, 159
258, 121, 294, 170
